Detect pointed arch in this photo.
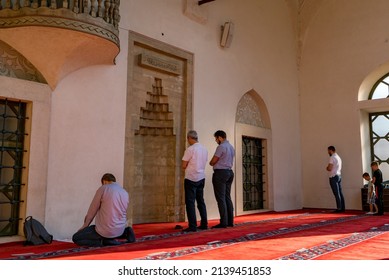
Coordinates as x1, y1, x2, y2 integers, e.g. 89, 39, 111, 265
236, 89, 271, 129
235, 89, 273, 216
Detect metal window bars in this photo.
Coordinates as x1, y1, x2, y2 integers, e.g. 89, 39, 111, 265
0, 99, 27, 237
242, 136, 265, 211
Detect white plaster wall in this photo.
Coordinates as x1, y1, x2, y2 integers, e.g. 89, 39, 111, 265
45, 0, 302, 239
300, 0, 389, 210
44, 31, 129, 239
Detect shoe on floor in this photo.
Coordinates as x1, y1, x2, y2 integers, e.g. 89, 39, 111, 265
211, 224, 227, 229
182, 227, 197, 232
366, 212, 374, 215
197, 225, 208, 230
124, 226, 136, 243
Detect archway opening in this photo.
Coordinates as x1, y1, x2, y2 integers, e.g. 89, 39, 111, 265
235, 89, 272, 215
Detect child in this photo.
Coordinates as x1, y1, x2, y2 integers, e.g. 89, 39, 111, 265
371, 161, 384, 215
363, 172, 378, 214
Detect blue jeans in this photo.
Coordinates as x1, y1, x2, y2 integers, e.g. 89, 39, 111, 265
185, 178, 208, 229
212, 169, 234, 226
329, 175, 345, 210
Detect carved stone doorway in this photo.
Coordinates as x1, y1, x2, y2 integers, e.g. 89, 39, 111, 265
125, 32, 193, 224
235, 90, 273, 215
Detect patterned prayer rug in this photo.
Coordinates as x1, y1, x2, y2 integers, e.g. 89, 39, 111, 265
136, 214, 367, 260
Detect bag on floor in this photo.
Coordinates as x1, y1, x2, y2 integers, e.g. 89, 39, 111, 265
23, 216, 53, 245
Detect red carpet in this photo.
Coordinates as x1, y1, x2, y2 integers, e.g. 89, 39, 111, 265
0, 240, 76, 259
175, 212, 389, 260
1, 209, 388, 260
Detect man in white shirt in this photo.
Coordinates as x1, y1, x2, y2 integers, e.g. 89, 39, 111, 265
326, 146, 345, 213
182, 130, 208, 232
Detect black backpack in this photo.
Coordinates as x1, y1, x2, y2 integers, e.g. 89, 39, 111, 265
23, 216, 53, 245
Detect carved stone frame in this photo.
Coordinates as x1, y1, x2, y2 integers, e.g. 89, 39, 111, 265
124, 31, 193, 224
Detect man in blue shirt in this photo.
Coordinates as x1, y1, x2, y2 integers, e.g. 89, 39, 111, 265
209, 130, 235, 228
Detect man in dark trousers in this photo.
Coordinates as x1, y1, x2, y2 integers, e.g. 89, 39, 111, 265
326, 146, 345, 213
209, 130, 235, 228
182, 130, 208, 232
72, 173, 135, 246
371, 161, 385, 216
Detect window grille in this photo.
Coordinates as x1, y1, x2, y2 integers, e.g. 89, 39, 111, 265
242, 136, 265, 211
368, 73, 389, 177
369, 112, 389, 175
0, 99, 27, 236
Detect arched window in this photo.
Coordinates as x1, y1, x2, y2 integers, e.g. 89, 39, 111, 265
368, 74, 389, 178
370, 73, 389, 99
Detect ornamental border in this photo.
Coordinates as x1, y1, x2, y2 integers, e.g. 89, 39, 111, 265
277, 224, 389, 260
0, 16, 119, 46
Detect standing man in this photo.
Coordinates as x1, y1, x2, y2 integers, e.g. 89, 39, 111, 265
72, 173, 135, 246
182, 130, 209, 232
371, 161, 384, 216
326, 146, 345, 213
209, 130, 235, 228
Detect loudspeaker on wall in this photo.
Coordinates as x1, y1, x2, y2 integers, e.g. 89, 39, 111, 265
220, 21, 234, 48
